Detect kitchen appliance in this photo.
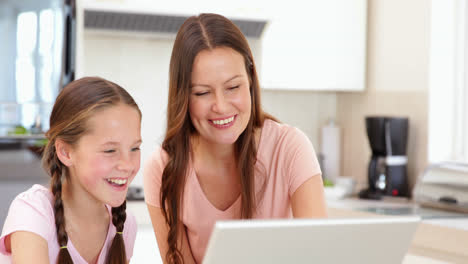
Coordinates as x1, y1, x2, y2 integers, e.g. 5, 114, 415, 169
413, 162, 468, 213
359, 116, 409, 200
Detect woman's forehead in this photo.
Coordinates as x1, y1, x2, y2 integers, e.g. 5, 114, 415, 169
191, 48, 248, 84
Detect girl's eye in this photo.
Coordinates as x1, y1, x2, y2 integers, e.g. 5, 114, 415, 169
104, 149, 116, 153
131, 147, 140, 152
228, 85, 239, 90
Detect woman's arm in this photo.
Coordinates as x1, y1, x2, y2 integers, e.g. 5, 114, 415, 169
291, 175, 328, 218
8, 231, 49, 263
147, 204, 196, 264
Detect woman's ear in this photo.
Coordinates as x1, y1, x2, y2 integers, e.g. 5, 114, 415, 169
55, 139, 73, 167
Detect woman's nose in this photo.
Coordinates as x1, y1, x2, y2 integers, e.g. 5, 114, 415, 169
211, 92, 228, 113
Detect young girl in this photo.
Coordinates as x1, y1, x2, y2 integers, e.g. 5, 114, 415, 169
0, 77, 142, 264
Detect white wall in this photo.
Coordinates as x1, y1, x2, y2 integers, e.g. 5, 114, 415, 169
337, 0, 430, 191
82, 33, 171, 187
81, 32, 336, 187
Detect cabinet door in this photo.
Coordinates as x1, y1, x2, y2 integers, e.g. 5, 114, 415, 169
259, 0, 367, 91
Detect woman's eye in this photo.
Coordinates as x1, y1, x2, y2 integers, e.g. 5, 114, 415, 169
228, 85, 239, 90
104, 149, 116, 153
131, 147, 141, 152
194, 91, 209, 96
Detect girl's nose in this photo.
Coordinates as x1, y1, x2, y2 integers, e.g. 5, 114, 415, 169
117, 154, 133, 172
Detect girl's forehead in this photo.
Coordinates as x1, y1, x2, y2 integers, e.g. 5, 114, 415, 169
81, 105, 141, 141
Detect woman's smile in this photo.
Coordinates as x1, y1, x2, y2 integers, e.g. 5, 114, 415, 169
209, 115, 237, 129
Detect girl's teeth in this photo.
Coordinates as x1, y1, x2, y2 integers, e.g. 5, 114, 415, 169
107, 178, 127, 185
213, 116, 234, 125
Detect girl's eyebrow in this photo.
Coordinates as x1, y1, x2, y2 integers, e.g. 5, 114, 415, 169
101, 141, 119, 146
101, 139, 142, 146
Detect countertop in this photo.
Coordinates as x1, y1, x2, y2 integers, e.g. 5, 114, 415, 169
327, 197, 468, 264
126, 199, 468, 264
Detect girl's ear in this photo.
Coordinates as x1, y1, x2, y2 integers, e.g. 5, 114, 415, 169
55, 139, 73, 167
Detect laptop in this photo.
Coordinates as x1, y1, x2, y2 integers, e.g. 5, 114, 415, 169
203, 216, 420, 264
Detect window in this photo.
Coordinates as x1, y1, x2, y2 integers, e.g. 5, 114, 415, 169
429, 0, 468, 163
15, 8, 61, 128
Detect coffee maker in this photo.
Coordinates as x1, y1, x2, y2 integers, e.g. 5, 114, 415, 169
359, 116, 409, 200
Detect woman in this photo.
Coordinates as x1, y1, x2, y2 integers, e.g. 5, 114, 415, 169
144, 13, 327, 264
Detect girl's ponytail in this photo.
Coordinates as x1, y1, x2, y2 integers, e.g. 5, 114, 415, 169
106, 201, 127, 264
43, 142, 74, 264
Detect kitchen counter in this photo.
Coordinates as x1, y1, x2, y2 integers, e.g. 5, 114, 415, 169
127, 200, 468, 264
327, 197, 468, 264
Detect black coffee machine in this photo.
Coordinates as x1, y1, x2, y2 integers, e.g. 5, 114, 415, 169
359, 116, 409, 200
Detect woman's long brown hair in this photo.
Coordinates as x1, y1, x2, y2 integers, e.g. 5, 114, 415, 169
161, 13, 274, 264
41, 76, 141, 264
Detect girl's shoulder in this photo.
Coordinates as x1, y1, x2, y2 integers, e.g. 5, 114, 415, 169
13, 184, 54, 213
0, 184, 56, 255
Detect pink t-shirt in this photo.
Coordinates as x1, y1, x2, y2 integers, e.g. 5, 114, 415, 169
0, 184, 137, 264
143, 119, 322, 263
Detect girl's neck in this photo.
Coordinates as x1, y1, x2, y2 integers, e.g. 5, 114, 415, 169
61, 178, 108, 222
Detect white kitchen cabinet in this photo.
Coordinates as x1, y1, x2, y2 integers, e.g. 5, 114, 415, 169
75, 0, 367, 91
259, 0, 367, 91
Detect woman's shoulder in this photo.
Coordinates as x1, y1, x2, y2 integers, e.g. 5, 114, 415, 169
261, 119, 310, 146
146, 145, 169, 167
143, 145, 168, 204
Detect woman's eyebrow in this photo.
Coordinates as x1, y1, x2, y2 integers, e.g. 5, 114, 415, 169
224, 75, 242, 84
191, 75, 243, 88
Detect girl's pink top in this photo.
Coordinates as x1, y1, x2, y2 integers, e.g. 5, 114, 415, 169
0, 184, 137, 263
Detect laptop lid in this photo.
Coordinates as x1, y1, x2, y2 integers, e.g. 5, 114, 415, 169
203, 216, 420, 264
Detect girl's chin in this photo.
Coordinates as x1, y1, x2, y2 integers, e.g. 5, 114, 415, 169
106, 196, 127, 208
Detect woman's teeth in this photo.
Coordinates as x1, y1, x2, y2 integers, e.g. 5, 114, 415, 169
212, 116, 234, 125
106, 178, 127, 186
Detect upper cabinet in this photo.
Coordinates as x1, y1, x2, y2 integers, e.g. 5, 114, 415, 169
259, 0, 368, 91
77, 0, 367, 91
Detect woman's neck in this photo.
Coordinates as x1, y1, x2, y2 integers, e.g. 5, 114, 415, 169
192, 135, 236, 166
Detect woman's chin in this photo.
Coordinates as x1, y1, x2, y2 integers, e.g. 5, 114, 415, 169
209, 133, 242, 145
